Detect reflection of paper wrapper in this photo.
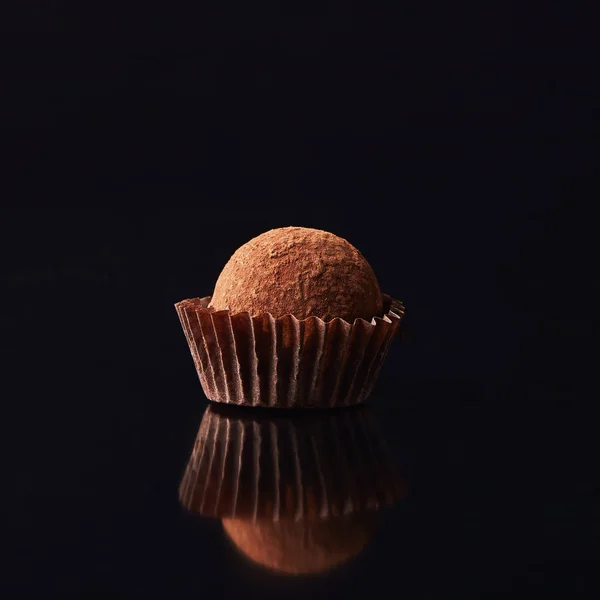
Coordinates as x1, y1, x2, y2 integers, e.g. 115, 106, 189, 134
175, 294, 404, 408
179, 404, 406, 575
178, 404, 406, 520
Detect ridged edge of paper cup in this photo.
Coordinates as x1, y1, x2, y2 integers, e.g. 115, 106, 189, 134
178, 405, 407, 520
175, 294, 404, 408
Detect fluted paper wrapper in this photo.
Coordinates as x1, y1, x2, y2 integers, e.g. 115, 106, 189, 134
175, 294, 404, 408
178, 405, 407, 520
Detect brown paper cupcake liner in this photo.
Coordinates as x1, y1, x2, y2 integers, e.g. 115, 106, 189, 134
175, 293, 404, 408
178, 404, 407, 520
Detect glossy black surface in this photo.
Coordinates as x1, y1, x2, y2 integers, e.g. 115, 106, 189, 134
3, 2, 594, 597
5, 290, 595, 597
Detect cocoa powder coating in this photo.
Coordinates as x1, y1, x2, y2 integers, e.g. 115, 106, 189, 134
209, 226, 383, 322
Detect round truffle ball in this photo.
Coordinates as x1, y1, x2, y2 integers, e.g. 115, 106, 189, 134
222, 515, 378, 575
209, 227, 383, 322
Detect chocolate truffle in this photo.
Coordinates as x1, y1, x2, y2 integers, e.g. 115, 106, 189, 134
222, 515, 378, 575
209, 227, 383, 323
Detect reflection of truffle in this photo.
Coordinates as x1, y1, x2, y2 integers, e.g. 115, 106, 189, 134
178, 404, 407, 519
222, 514, 378, 575
178, 404, 407, 576
209, 227, 383, 323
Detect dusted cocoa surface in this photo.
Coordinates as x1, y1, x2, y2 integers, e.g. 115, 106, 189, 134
209, 227, 383, 323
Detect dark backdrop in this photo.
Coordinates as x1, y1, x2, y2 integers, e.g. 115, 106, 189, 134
2, 2, 596, 598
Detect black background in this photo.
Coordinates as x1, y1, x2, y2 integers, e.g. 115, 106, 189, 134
2, 2, 597, 598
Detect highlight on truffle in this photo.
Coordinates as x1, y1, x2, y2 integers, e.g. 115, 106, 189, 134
208, 226, 383, 323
